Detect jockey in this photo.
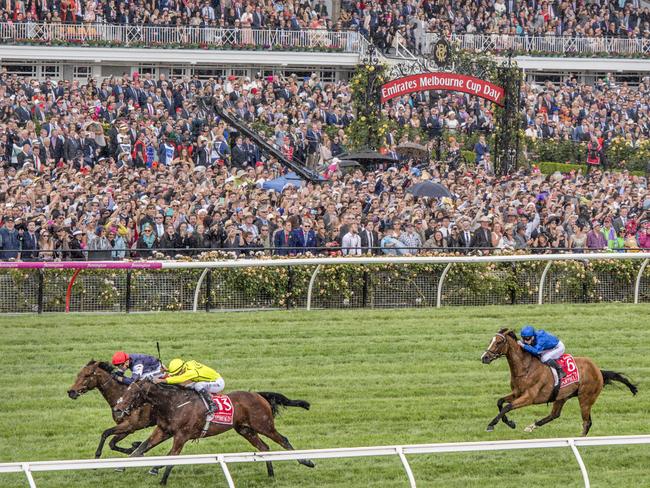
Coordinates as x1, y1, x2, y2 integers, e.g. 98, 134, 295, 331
111, 351, 164, 385
153, 358, 224, 418
519, 326, 566, 380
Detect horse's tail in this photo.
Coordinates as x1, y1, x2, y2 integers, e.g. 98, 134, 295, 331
601, 370, 638, 396
256, 391, 310, 417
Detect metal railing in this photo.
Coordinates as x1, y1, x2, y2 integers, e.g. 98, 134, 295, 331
441, 33, 650, 56
1, 435, 649, 488
1, 24, 647, 56
0, 253, 648, 313
0, 23, 361, 52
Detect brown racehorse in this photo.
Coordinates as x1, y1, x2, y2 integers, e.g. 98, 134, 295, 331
481, 328, 638, 436
114, 380, 315, 485
68, 361, 155, 458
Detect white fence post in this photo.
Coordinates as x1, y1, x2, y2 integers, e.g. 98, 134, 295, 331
634, 258, 648, 304
436, 263, 452, 308
192, 268, 210, 313
306, 264, 322, 311
395, 446, 417, 488
568, 439, 590, 488
21, 463, 37, 488
537, 261, 553, 305
217, 455, 236, 488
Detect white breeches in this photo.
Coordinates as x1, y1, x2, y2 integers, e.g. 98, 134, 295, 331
541, 341, 565, 363
190, 378, 225, 394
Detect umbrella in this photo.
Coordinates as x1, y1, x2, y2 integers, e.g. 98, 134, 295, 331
336, 150, 397, 164
396, 142, 428, 158
407, 181, 452, 199
262, 172, 305, 192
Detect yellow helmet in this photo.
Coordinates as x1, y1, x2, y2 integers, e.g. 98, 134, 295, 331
168, 358, 185, 375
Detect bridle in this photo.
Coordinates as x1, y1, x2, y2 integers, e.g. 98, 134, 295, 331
482, 332, 507, 361
114, 380, 147, 418
75, 367, 115, 395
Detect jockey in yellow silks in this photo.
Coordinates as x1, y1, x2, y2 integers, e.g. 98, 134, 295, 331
154, 358, 224, 418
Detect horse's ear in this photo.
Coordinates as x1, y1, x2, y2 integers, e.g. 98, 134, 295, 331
507, 330, 518, 340
497, 327, 508, 334
86, 359, 95, 366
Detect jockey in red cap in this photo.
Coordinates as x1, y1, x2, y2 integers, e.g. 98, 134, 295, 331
111, 351, 163, 385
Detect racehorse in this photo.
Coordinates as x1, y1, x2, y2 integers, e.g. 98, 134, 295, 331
68, 360, 155, 458
114, 380, 315, 485
481, 328, 638, 436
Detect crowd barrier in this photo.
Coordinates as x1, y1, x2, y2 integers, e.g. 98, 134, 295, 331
1, 435, 649, 488
0, 253, 648, 313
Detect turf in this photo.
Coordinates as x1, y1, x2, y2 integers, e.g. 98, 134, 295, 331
1, 304, 649, 488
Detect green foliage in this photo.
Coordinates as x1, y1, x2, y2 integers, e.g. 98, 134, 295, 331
1, 305, 649, 487
346, 62, 392, 150
536, 161, 587, 174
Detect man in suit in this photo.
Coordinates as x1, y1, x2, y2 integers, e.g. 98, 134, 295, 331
613, 206, 630, 235
289, 220, 317, 254
360, 220, 379, 255
473, 216, 493, 250
20, 220, 39, 261
458, 219, 474, 253
273, 220, 293, 256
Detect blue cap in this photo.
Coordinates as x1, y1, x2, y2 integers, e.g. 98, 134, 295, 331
520, 325, 535, 338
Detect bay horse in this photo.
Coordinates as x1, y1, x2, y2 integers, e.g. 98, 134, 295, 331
67, 360, 155, 458
114, 380, 315, 485
481, 328, 638, 436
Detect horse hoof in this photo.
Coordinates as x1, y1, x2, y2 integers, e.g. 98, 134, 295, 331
299, 459, 315, 468
149, 468, 159, 475
486, 425, 495, 432
524, 424, 536, 433
114, 467, 125, 473
506, 420, 516, 429
131, 441, 142, 449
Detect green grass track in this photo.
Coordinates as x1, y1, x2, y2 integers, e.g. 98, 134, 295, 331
1, 304, 649, 487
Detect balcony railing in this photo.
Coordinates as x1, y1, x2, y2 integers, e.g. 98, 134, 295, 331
1, 23, 648, 57
441, 33, 650, 56
0, 22, 362, 53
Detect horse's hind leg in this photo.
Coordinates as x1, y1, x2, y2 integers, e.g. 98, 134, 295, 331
497, 393, 516, 429
95, 426, 116, 458
524, 398, 567, 433
236, 425, 275, 477
257, 426, 315, 468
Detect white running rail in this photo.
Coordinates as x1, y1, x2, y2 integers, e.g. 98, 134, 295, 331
1, 435, 649, 488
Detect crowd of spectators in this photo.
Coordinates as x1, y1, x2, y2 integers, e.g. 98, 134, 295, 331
2, 0, 649, 43
0, 68, 649, 261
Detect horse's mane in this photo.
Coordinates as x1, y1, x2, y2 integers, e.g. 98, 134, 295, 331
86, 359, 114, 373
497, 328, 518, 341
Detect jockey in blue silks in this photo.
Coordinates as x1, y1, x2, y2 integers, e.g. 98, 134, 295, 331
519, 325, 566, 380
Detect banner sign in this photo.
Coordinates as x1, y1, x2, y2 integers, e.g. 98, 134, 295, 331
380, 72, 505, 106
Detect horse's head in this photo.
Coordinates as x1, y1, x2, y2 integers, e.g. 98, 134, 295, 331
481, 328, 517, 364
68, 360, 114, 399
113, 379, 153, 418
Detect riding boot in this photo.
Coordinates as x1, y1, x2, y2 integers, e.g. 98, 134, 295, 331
546, 359, 566, 380
199, 389, 216, 419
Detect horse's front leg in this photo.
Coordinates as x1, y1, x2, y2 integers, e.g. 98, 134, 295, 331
497, 393, 516, 429
487, 394, 533, 432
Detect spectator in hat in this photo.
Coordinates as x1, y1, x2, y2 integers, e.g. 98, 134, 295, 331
69, 230, 86, 260
135, 223, 159, 259
587, 221, 608, 250
0, 218, 20, 259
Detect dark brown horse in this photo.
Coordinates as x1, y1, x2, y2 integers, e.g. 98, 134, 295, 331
68, 361, 155, 458
114, 380, 314, 485
481, 328, 638, 436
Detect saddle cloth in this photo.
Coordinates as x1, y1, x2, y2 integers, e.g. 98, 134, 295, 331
550, 354, 580, 388
208, 394, 234, 425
